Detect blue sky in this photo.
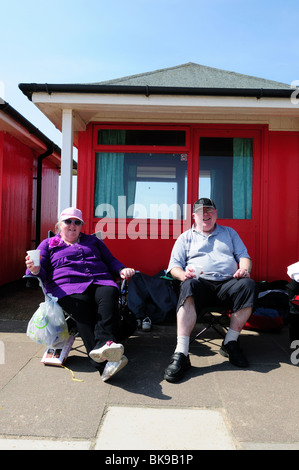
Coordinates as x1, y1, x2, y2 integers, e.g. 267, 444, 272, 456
1, 0, 299, 146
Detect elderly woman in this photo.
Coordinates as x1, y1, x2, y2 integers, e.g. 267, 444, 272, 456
25, 207, 135, 381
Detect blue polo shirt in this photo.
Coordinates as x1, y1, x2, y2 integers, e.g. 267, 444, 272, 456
167, 224, 251, 281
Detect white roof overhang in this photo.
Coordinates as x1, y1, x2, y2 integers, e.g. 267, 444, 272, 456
27, 91, 299, 145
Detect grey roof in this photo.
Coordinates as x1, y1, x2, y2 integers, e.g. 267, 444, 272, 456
97, 62, 290, 89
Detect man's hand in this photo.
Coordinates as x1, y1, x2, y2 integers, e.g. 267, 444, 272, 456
185, 266, 197, 280
233, 268, 250, 279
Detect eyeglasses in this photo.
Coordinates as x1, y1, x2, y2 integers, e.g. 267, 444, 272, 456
63, 219, 82, 226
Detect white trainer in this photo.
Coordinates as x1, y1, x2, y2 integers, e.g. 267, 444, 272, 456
89, 341, 124, 363
102, 355, 128, 382
142, 317, 152, 331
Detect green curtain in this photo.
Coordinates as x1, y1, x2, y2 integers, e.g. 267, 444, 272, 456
94, 130, 126, 217
124, 163, 137, 218
232, 138, 253, 219
210, 168, 225, 218
94, 152, 125, 217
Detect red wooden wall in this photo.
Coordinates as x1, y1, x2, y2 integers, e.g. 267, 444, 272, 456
0, 132, 59, 285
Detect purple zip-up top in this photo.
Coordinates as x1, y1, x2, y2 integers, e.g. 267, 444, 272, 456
25, 233, 125, 299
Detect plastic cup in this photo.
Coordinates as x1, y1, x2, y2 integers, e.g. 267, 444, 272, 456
27, 249, 41, 267
187, 264, 203, 279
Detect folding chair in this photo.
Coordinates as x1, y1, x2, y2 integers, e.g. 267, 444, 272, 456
190, 305, 231, 345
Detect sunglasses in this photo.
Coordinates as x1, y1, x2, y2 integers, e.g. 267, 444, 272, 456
63, 219, 82, 226
195, 208, 216, 214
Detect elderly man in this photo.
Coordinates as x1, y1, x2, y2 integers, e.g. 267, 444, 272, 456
164, 198, 256, 383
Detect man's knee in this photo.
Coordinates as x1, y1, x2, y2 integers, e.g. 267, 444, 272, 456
237, 278, 256, 296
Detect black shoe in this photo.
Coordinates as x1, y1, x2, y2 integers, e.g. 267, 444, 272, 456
220, 340, 249, 368
164, 352, 191, 383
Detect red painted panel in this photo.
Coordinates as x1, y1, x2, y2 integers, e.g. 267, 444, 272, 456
266, 132, 299, 281
104, 238, 174, 275
0, 133, 60, 285
0, 133, 34, 285
90, 219, 191, 275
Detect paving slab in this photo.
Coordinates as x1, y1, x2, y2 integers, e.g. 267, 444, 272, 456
0, 337, 107, 439
0, 438, 91, 450
94, 406, 237, 450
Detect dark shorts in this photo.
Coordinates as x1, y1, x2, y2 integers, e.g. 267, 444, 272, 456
177, 277, 256, 314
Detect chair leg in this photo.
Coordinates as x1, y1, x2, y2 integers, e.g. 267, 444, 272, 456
189, 325, 210, 344
190, 311, 228, 344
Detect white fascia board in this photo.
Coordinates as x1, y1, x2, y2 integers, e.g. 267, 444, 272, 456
31, 91, 299, 111
0, 110, 49, 152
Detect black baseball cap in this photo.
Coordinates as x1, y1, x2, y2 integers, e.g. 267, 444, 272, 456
193, 198, 217, 213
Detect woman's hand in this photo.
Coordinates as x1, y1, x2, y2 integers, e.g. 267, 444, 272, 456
25, 255, 40, 275
120, 268, 136, 280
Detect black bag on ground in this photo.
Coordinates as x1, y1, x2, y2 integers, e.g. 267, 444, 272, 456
117, 304, 138, 342
244, 280, 289, 332
127, 271, 178, 324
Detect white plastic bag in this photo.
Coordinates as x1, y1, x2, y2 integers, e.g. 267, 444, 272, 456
27, 294, 69, 348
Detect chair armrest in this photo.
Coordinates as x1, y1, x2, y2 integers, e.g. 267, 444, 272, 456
23, 275, 47, 297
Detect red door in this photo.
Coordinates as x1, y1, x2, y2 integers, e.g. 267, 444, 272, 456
192, 125, 266, 281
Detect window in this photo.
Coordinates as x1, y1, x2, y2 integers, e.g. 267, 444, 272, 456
94, 127, 188, 221
97, 129, 186, 146
94, 152, 188, 219
199, 137, 253, 219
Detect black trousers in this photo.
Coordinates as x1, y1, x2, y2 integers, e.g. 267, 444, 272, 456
58, 284, 120, 360
177, 277, 256, 314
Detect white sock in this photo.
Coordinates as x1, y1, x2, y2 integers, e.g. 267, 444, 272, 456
174, 336, 190, 357
224, 328, 240, 345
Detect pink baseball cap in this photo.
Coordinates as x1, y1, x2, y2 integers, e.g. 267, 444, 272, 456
59, 207, 84, 224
